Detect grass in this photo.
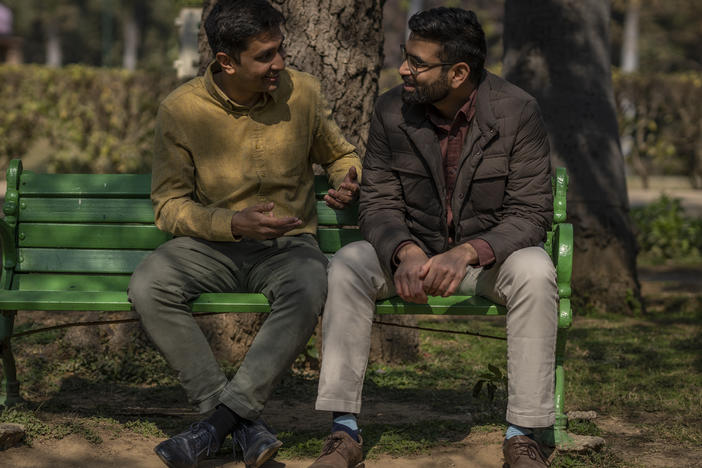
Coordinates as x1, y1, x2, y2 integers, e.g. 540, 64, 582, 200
1, 291, 700, 466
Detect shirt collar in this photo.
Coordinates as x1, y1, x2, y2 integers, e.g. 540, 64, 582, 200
426, 88, 478, 129
204, 60, 281, 112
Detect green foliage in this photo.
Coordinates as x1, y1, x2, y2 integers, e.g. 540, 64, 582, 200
0, 64, 179, 173
472, 363, 507, 402
614, 72, 702, 187
630, 195, 702, 262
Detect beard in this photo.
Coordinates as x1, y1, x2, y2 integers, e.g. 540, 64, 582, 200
401, 70, 451, 105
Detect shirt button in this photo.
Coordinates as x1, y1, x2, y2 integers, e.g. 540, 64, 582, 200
458, 193, 464, 199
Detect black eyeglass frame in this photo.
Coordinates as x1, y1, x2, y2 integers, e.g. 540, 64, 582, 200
400, 44, 456, 76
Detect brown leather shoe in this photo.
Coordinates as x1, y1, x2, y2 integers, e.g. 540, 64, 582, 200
308, 431, 364, 468
503, 435, 549, 467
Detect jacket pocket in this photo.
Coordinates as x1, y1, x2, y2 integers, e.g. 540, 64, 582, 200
470, 156, 508, 210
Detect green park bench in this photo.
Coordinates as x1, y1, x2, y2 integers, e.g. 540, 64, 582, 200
0, 159, 573, 446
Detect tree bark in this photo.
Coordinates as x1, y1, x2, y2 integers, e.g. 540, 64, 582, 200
503, 0, 641, 314
122, 6, 140, 71
45, 20, 62, 67
196, 0, 418, 363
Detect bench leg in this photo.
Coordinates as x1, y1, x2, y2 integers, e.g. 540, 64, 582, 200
0, 310, 21, 407
553, 328, 571, 447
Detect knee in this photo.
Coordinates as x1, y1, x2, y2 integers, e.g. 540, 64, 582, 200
328, 241, 377, 283
506, 248, 557, 291
277, 258, 328, 312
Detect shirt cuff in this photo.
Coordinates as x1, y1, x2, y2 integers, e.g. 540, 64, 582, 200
467, 239, 495, 267
392, 240, 417, 267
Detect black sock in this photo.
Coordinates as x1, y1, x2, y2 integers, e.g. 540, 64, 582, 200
205, 404, 242, 446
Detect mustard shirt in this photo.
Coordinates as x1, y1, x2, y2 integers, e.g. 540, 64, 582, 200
152, 61, 362, 241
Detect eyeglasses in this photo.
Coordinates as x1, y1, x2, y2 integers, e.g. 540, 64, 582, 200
400, 44, 456, 76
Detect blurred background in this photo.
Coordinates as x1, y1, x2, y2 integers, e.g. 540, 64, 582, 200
0, 0, 701, 187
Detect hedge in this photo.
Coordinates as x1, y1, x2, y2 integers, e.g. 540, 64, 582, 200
0, 64, 178, 173
1, 64, 701, 182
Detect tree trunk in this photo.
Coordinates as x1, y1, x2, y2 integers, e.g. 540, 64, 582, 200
503, 0, 641, 314
621, 0, 640, 73
196, 0, 418, 363
45, 20, 62, 67
122, 6, 140, 71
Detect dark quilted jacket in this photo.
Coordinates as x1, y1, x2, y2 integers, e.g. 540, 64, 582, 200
359, 71, 553, 274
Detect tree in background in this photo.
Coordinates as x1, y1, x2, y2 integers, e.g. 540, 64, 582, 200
503, 0, 640, 313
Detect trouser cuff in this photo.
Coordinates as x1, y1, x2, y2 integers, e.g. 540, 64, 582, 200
506, 409, 555, 428
219, 389, 260, 421
315, 397, 361, 414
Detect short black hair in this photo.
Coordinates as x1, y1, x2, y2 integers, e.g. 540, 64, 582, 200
408, 7, 487, 84
204, 0, 284, 61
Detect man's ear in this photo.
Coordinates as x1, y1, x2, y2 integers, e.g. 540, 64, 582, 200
215, 52, 237, 75
449, 62, 471, 89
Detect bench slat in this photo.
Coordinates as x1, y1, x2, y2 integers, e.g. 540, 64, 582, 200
0, 290, 271, 312
18, 198, 356, 226
12, 274, 132, 292
19, 198, 155, 223
0, 289, 504, 315
18, 225, 359, 253
17, 248, 151, 273
19, 172, 152, 198
317, 227, 363, 252
18, 223, 172, 249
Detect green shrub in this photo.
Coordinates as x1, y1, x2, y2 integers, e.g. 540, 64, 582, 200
0, 64, 179, 173
630, 195, 702, 262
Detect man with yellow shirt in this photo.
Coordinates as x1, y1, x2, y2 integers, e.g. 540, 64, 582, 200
128, 1, 361, 467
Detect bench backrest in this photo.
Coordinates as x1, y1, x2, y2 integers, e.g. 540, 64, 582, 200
1, 159, 567, 295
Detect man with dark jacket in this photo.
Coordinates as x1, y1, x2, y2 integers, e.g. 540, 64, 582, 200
309, 8, 556, 468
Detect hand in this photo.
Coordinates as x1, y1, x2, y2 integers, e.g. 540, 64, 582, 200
419, 243, 478, 297
393, 243, 430, 304
230, 203, 302, 240
324, 166, 360, 209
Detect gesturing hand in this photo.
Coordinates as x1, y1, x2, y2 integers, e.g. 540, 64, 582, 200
324, 166, 360, 209
230, 202, 302, 240
393, 243, 430, 304
419, 243, 478, 297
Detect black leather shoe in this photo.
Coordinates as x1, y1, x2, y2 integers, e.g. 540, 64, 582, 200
232, 418, 283, 468
154, 421, 220, 468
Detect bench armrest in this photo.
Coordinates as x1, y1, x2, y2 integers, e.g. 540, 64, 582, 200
553, 222, 573, 300
0, 217, 17, 290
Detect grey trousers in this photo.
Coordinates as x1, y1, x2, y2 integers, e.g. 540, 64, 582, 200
128, 235, 327, 419
315, 241, 558, 428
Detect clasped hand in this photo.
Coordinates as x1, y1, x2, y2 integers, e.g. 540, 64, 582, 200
393, 243, 477, 303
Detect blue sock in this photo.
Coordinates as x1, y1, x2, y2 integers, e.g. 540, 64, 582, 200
505, 424, 534, 440
332, 412, 360, 442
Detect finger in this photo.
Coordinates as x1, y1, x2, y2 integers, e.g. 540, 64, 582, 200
324, 193, 345, 209
345, 166, 358, 182
443, 277, 462, 297
418, 261, 431, 280
252, 202, 275, 213
436, 274, 456, 297
338, 182, 359, 194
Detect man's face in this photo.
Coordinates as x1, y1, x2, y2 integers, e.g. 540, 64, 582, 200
231, 27, 286, 94
399, 37, 451, 105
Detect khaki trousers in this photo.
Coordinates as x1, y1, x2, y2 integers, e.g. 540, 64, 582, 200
316, 241, 558, 428
128, 235, 327, 420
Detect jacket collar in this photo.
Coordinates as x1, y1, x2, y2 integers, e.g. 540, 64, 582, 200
401, 71, 499, 148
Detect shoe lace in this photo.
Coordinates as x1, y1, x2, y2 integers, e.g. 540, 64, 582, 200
319, 434, 344, 457
513, 440, 549, 465
190, 422, 218, 457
